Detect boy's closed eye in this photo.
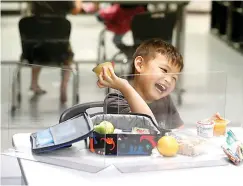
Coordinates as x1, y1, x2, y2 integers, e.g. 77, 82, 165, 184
172, 76, 178, 81
159, 66, 178, 81
159, 67, 167, 73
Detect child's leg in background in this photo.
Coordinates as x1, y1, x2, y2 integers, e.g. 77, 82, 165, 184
60, 43, 74, 104
60, 62, 71, 104
30, 66, 46, 94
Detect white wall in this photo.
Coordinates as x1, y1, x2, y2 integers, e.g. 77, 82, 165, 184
186, 1, 211, 12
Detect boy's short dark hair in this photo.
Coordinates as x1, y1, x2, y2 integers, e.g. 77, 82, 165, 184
131, 38, 184, 74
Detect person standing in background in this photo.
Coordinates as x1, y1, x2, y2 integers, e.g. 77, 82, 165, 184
28, 1, 82, 103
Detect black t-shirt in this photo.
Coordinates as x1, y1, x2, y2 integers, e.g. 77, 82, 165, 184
30, 1, 75, 17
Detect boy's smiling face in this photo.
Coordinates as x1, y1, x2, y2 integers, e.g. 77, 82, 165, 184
133, 53, 181, 103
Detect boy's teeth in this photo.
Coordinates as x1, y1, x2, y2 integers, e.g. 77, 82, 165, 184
155, 83, 166, 93
156, 87, 162, 93
159, 83, 166, 90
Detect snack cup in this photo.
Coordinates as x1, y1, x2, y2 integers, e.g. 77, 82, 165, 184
92, 62, 113, 77
196, 120, 215, 138
213, 119, 230, 136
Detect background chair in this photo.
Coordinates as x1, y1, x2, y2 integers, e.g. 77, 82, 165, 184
59, 101, 104, 147
97, 10, 177, 66
11, 16, 80, 115
131, 11, 177, 46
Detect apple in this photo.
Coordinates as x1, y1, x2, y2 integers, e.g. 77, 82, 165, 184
92, 62, 114, 77
94, 121, 114, 134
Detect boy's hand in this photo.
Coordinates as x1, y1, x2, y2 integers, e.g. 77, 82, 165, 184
210, 112, 224, 120
97, 66, 128, 91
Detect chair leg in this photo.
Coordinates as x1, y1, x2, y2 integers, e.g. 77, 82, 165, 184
11, 63, 22, 114
11, 74, 17, 114
106, 88, 110, 95
102, 31, 107, 61
70, 64, 79, 105
17, 65, 22, 103
97, 30, 102, 65
175, 77, 185, 106
75, 63, 80, 103
97, 29, 106, 65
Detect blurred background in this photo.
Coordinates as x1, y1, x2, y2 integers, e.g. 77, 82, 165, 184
1, 1, 243, 185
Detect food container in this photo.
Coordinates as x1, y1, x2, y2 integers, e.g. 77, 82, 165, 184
221, 130, 243, 165
213, 119, 230, 136
89, 113, 170, 156
196, 120, 215, 138
166, 130, 207, 156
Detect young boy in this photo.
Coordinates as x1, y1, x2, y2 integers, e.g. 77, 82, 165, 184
97, 38, 184, 129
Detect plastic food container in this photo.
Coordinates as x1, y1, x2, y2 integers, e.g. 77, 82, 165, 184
196, 120, 215, 138
166, 130, 207, 156
213, 119, 230, 136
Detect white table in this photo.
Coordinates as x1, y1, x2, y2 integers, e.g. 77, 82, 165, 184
9, 127, 243, 186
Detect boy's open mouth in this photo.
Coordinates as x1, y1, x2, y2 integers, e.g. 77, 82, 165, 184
155, 83, 167, 93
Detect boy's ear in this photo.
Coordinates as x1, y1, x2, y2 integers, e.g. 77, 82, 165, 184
134, 56, 144, 73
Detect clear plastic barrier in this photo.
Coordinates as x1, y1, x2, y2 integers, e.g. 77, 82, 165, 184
2, 63, 107, 173
241, 75, 243, 129
117, 71, 228, 129
104, 71, 242, 172
2, 65, 243, 174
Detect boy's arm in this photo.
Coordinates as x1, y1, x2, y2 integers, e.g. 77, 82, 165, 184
119, 82, 156, 119
98, 66, 156, 122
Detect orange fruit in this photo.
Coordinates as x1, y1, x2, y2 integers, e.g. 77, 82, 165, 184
157, 136, 179, 157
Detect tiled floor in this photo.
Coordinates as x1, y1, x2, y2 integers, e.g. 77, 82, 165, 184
1, 13, 243, 185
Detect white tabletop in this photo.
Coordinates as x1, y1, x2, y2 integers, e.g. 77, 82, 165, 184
11, 127, 243, 186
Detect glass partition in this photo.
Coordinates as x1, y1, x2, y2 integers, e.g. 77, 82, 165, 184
2, 63, 107, 173
116, 71, 228, 128
2, 65, 243, 174
1, 64, 15, 152
241, 74, 243, 129
104, 71, 236, 172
